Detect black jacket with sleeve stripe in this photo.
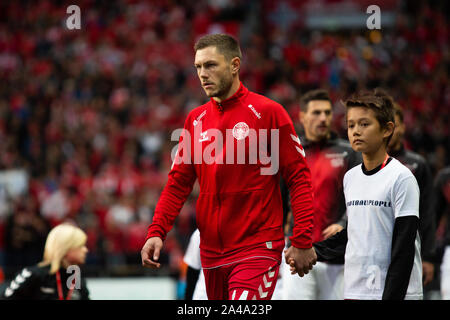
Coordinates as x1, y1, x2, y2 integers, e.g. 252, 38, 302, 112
0, 264, 89, 300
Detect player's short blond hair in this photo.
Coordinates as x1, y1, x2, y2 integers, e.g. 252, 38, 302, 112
38, 223, 87, 274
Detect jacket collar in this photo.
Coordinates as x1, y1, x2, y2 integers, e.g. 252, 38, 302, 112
210, 82, 248, 111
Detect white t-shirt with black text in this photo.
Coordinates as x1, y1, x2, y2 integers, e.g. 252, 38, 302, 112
343, 158, 422, 300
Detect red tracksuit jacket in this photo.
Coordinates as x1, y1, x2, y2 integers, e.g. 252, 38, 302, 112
146, 83, 314, 268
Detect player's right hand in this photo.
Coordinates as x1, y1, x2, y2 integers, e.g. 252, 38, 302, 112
141, 237, 163, 269
284, 246, 317, 277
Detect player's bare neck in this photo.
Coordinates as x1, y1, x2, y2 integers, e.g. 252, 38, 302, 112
362, 147, 388, 171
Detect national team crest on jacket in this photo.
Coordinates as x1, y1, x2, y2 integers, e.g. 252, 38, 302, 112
233, 122, 249, 140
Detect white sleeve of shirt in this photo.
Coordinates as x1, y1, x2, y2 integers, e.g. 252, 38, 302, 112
393, 175, 420, 219
183, 229, 202, 270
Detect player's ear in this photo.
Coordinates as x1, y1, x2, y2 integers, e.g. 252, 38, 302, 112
231, 57, 240, 75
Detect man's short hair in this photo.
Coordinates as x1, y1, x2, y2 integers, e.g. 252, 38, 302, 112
344, 88, 395, 145
300, 89, 331, 112
194, 34, 242, 61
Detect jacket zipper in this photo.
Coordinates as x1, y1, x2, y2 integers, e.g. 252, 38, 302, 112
217, 188, 224, 253
217, 102, 223, 113
216, 102, 224, 253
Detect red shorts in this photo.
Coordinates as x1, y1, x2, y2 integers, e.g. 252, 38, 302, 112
202, 241, 283, 300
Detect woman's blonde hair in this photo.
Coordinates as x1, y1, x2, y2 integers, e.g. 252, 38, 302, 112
39, 223, 87, 274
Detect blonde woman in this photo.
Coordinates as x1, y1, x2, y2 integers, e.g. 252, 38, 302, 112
1, 223, 90, 300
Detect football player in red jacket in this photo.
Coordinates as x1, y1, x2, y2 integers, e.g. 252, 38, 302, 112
141, 34, 316, 300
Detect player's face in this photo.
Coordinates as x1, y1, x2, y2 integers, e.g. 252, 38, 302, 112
388, 114, 405, 150
347, 107, 392, 154
300, 100, 333, 141
65, 244, 88, 265
195, 46, 233, 100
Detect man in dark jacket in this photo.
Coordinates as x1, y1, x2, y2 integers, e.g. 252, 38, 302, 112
433, 166, 450, 299
387, 102, 437, 289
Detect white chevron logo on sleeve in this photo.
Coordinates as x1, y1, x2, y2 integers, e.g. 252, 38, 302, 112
263, 275, 272, 288
239, 290, 249, 300
15, 275, 25, 284
232, 290, 249, 300
290, 134, 301, 145
5, 287, 13, 297
21, 268, 32, 278
296, 146, 306, 157
268, 269, 276, 278
258, 285, 268, 298
291, 134, 306, 157
10, 281, 19, 290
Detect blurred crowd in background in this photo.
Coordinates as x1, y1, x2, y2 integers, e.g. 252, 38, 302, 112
0, 0, 448, 286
